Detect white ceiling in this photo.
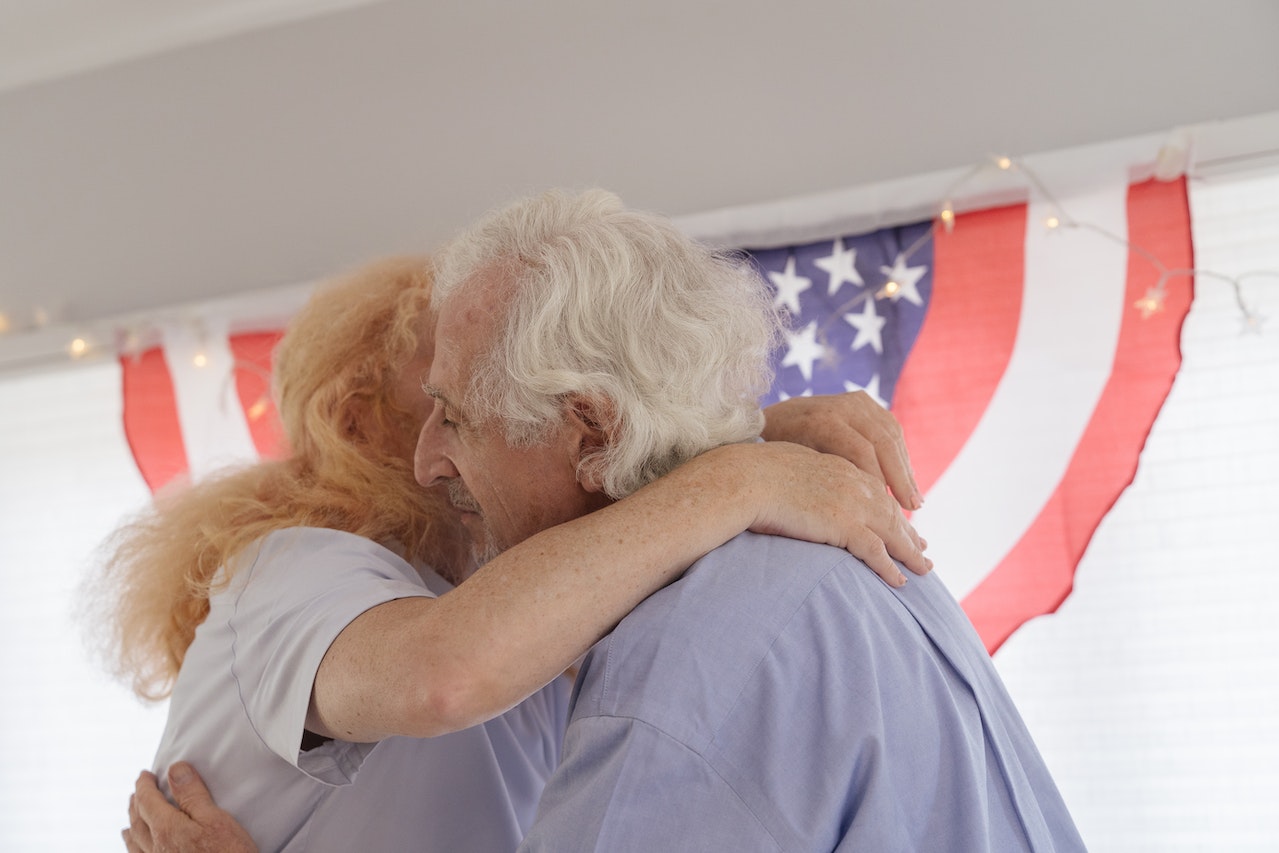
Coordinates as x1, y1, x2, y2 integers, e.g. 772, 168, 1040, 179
1, 0, 1277, 335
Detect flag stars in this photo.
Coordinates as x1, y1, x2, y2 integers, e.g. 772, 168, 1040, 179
814, 238, 863, 296
768, 256, 812, 317
878, 255, 928, 307
780, 320, 827, 384
844, 297, 886, 354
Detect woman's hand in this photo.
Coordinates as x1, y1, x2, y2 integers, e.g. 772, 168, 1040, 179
763, 392, 921, 511
704, 441, 931, 587
123, 764, 256, 853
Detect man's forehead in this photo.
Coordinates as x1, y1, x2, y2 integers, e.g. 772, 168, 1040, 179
435, 267, 511, 349
426, 268, 508, 405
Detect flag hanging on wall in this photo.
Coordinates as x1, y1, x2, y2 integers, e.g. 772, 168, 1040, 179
118, 178, 1193, 655
749, 177, 1193, 651
120, 328, 284, 492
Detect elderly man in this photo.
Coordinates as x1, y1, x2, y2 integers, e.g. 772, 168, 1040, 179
415, 189, 1086, 852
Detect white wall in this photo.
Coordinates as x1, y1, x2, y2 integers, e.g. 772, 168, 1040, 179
0, 362, 169, 851
994, 165, 1279, 849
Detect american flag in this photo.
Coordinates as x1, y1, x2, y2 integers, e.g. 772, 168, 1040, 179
748, 177, 1192, 652
121, 179, 1192, 656
753, 221, 933, 408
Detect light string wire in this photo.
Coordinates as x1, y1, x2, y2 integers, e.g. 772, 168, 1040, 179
3, 154, 1275, 372
808, 154, 1273, 349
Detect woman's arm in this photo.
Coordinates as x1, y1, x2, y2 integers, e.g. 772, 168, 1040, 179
309, 439, 929, 743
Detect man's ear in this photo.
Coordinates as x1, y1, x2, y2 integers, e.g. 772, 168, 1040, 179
563, 394, 615, 494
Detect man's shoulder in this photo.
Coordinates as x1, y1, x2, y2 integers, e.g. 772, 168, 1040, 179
663, 531, 890, 620
570, 533, 900, 744
626, 531, 865, 633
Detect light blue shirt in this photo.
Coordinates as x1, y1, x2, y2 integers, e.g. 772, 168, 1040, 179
520, 532, 1086, 852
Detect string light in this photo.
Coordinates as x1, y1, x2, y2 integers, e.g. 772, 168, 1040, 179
235, 360, 276, 423
939, 202, 956, 233
1134, 287, 1166, 318
904, 155, 1273, 334
809, 151, 1275, 360
13, 144, 1277, 377
0, 312, 10, 335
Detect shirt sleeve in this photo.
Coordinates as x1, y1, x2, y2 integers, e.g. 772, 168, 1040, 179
226, 529, 434, 784
518, 715, 782, 853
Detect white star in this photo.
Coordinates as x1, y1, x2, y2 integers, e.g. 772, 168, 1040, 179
844, 376, 887, 408
780, 321, 826, 384
775, 388, 814, 402
768, 256, 812, 316
843, 296, 886, 354
814, 238, 863, 296
878, 254, 928, 307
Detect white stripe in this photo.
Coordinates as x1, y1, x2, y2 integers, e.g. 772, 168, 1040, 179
910, 180, 1130, 601
160, 319, 260, 481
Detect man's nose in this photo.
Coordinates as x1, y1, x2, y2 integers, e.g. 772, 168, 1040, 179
413, 408, 457, 487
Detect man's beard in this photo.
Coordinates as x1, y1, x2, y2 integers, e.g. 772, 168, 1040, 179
448, 480, 502, 567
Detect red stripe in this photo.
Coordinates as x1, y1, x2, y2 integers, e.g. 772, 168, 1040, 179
228, 331, 287, 459
893, 204, 1026, 495
120, 347, 189, 493
963, 178, 1194, 651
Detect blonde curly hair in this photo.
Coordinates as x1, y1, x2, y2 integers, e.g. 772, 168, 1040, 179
86, 256, 466, 701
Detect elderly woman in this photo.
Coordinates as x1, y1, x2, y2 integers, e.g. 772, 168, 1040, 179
103, 256, 926, 852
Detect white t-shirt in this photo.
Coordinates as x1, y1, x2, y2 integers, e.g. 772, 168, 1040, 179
152, 527, 570, 853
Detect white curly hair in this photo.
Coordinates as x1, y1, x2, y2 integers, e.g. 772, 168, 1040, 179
431, 188, 784, 499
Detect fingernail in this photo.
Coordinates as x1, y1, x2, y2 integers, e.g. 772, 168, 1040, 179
912, 491, 924, 509
895, 572, 907, 587
170, 762, 192, 785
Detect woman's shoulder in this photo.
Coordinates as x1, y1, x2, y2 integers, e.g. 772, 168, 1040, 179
231, 527, 432, 592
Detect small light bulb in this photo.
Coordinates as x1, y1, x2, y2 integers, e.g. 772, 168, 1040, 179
1045, 215, 1060, 230
0, 313, 10, 334
68, 337, 88, 357
1133, 287, 1166, 319
996, 156, 1013, 171
247, 397, 269, 421
940, 204, 955, 232
878, 280, 901, 299
193, 352, 209, 368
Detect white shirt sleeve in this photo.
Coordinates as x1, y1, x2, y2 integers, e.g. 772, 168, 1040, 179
225, 528, 435, 783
